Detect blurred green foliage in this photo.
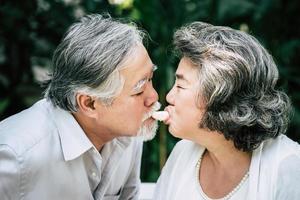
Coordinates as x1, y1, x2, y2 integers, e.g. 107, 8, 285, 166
0, 0, 299, 182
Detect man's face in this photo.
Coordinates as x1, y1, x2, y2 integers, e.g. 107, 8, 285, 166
94, 45, 159, 141
165, 57, 205, 140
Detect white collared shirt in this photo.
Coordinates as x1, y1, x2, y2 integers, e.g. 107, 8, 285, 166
154, 136, 300, 200
0, 99, 143, 200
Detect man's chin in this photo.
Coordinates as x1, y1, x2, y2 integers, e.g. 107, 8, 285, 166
137, 120, 158, 141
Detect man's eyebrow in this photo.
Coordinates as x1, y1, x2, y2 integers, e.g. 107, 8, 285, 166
133, 78, 147, 92
152, 65, 158, 72
132, 65, 157, 92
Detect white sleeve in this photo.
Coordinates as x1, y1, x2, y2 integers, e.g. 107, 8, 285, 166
275, 154, 300, 200
119, 139, 143, 200
153, 140, 187, 200
0, 145, 21, 200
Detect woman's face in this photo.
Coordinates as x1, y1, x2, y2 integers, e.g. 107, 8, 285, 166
165, 57, 205, 140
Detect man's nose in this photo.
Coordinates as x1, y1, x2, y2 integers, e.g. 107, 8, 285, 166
145, 84, 159, 107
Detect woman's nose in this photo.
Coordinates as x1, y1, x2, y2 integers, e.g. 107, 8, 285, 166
166, 86, 175, 105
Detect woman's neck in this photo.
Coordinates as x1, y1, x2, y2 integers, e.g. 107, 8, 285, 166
204, 143, 251, 173
196, 131, 251, 198
194, 130, 251, 172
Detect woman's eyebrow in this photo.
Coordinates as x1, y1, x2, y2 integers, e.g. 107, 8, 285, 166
175, 73, 189, 83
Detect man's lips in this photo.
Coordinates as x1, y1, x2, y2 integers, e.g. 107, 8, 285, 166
143, 116, 155, 124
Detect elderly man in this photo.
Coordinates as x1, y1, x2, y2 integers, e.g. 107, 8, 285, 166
0, 14, 159, 200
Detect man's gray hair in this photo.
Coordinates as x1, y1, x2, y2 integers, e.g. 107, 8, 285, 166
174, 22, 292, 151
44, 14, 145, 112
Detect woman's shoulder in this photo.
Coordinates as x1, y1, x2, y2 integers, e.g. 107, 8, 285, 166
248, 135, 300, 198
273, 136, 300, 198
275, 135, 300, 168
154, 140, 204, 199
258, 134, 300, 173
173, 139, 195, 150
161, 139, 204, 174
261, 134, 300, 159
170, 139, 204, 157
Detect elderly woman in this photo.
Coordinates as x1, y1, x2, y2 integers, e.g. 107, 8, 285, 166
153, 22, 300, 200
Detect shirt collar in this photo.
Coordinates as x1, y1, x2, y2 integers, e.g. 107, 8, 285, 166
46, 99, 94, 161
114, 136, 133, 149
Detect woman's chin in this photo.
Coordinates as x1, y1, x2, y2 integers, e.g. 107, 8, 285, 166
168, 126, 182, 139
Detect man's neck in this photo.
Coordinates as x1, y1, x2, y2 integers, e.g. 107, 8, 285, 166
72, 112, 115, 151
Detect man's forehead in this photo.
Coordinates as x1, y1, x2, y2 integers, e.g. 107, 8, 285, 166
137, 64, 157, 79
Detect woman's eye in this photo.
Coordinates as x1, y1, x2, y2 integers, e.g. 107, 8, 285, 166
176, 85, 184, 89
135, 91, 144, 96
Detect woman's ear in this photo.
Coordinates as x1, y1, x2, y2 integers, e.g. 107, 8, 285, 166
76, 93, 97, 118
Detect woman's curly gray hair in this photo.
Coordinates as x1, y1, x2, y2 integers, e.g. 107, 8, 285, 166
174, 22, 292, 152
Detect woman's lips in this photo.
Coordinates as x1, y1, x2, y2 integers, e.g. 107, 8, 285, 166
163, 106, 173, 125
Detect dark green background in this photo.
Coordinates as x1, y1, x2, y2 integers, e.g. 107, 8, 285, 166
1, 0, 299, 182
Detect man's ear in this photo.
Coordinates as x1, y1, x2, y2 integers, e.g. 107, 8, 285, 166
76, 93, 97, 118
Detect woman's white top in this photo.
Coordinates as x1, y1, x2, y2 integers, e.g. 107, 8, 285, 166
153, 135, 300, 200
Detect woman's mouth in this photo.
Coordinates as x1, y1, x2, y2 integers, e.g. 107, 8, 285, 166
163, 106, 173, 125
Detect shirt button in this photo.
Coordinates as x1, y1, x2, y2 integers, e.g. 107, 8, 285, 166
92, 172, 97, 177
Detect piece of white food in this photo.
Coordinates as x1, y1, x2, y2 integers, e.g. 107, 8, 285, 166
152, 111, 169, 121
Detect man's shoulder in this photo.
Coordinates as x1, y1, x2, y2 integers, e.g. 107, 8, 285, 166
0, 99, 57, 156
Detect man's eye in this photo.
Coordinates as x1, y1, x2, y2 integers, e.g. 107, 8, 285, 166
148, 77, 153, 82
177, 85, 185, 89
